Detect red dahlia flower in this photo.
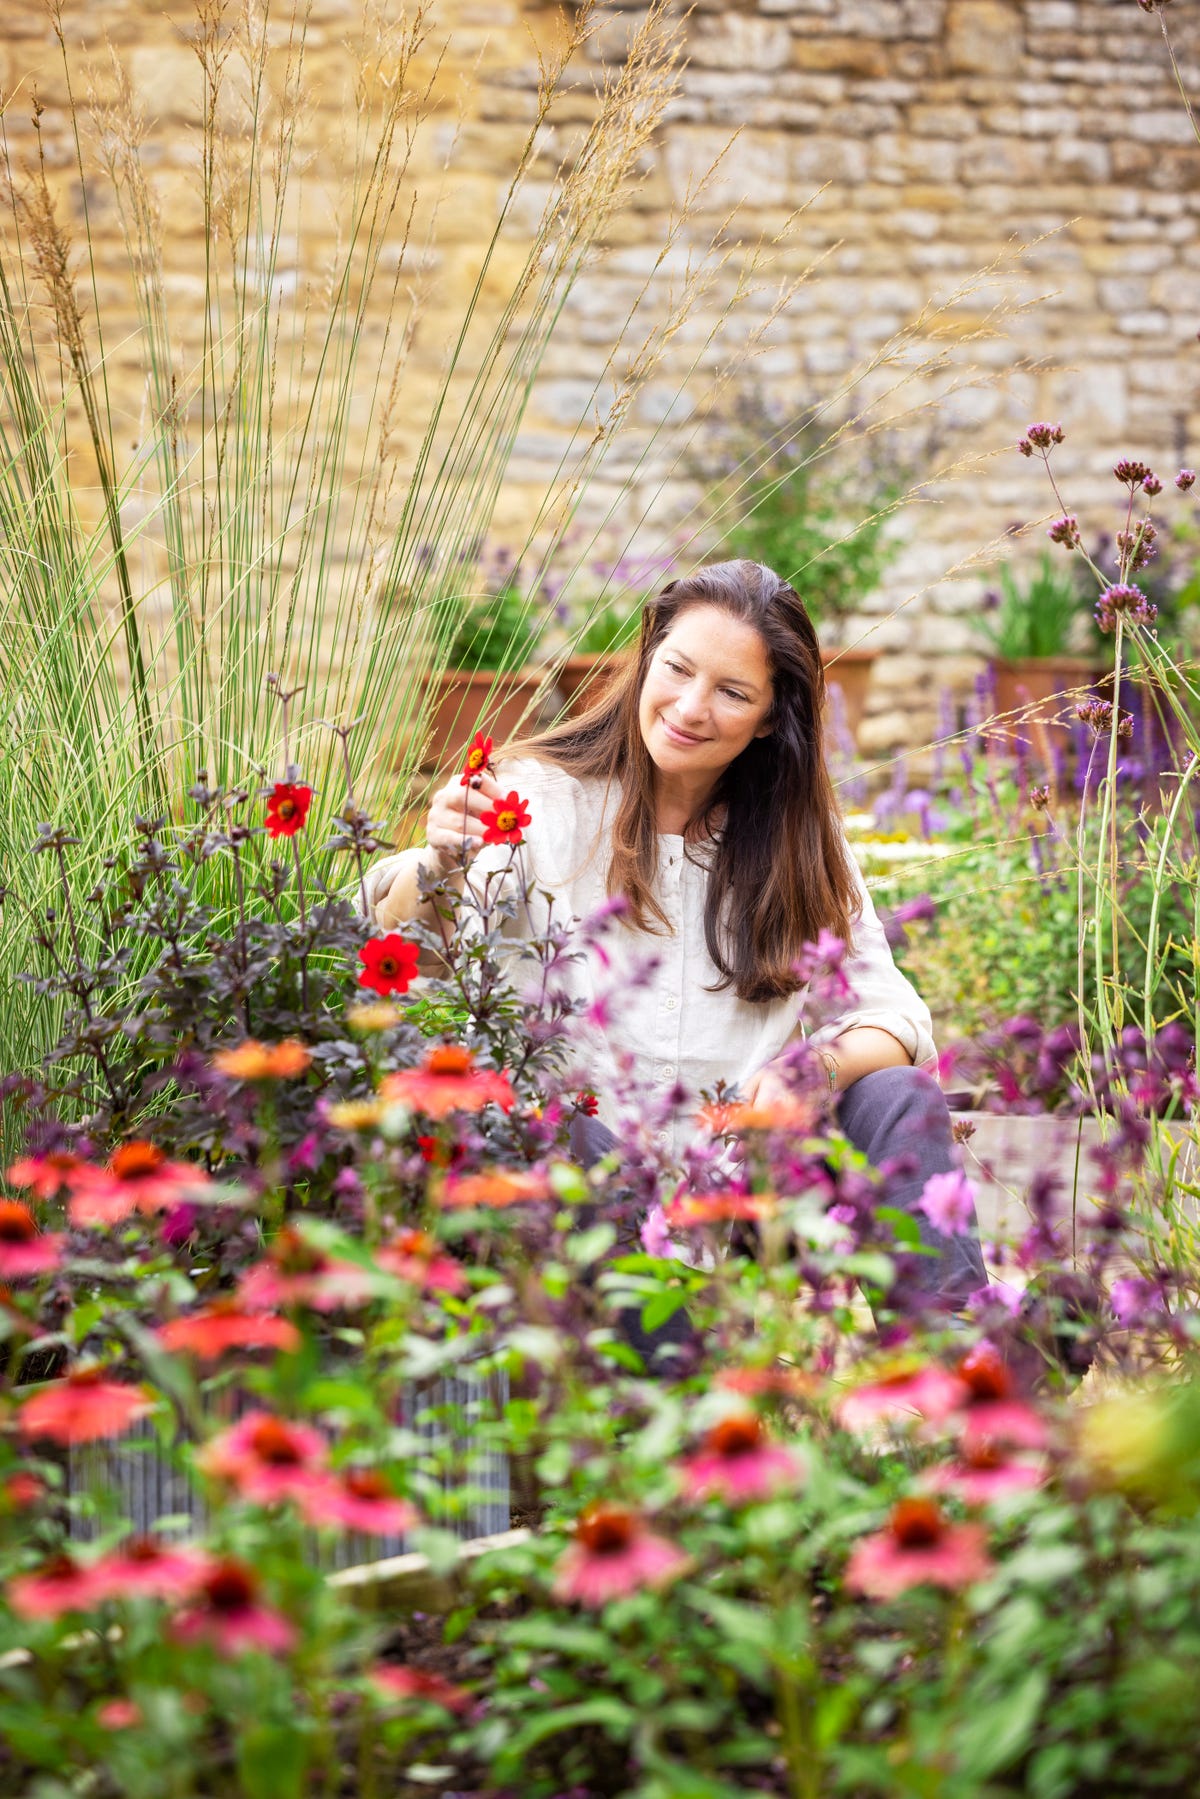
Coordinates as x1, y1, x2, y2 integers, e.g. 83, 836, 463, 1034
156, 1302, 301, 1361
357, 933, 421, 996
0, 1201, 63, 1278
381, 1045, 514, 1118
480, 790, 530, 846
66, 1141, 211, 1229
19, 1367, 154, 1445
298, 1469, 420, 1534
677, 1413, 805, 1504
552, 1503, 688, 1608
173, 1559, 296, 1656
198, 1410, 328, 1505
264, 782, 313, 838
459, 731, 494, 785
845, 1497, 993, 1599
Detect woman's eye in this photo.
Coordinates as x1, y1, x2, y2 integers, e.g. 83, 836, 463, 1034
665, 660, 688, 675
722, 689, 748, 703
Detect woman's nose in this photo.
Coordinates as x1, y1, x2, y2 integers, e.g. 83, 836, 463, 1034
673, 680, 708, 723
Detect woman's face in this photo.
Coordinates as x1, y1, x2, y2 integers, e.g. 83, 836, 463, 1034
637, 603, 774, 787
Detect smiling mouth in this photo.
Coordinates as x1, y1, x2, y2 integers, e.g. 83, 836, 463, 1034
661, 718, 707, 746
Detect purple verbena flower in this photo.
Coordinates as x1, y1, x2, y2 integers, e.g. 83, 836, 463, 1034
1047, 514, 1081, 548
1021, 422, 1064, 455
1095, 582, 1156, 632
1113, 458, 1154, 488
1176, 467, 1195, 491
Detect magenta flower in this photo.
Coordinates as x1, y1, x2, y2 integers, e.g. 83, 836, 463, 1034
552, 1504, 688, 1607
297, 1470, 420, 1535
834, 1361, 967, 1434
1176, 468, 1195, 491
1095, 582, 1156, 633
197, 1411, 328, 1505
7, 1553, 105, 1619
917, 1169, 977, 1237
846, 1499, 993, 1599
924, 1447, 1046, 1506
172, 1560, 296, 1657
677, 1413, 805, 1505
89, 1538, 211, 1605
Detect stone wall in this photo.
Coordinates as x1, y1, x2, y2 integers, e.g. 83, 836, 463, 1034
3, 0, 1200, 776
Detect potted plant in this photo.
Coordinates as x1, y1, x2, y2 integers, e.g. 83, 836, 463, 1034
417, 560, 548, 770
972, 551, 1103, 757
711, 412, 905, 740
555, 595, 639, 717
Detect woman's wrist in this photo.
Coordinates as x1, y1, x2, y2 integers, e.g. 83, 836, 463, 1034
814, 1047, 840, 1104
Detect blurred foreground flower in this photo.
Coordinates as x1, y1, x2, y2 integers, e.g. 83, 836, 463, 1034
198, 1411, 328, 1505
846, 1498, 992, 1598
480, 791, 531, 846
553, 1504, 688, 1606
369, 1664, 472, 1713
0, 1201, 62, 1278
157, 1302, 301, 1361
19, 1368, 154, 1445
212, 1038, 312, 1080
173, 1560, 296, 1656
382, 1045, 514, 1118
677, 1413, 805, 1504
66, 1142, 212, 1228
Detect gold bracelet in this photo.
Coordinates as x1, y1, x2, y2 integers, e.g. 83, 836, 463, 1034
815, 1049, 839, 1098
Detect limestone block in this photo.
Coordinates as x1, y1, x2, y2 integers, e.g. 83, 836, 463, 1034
792, 138, 871, 185
1127, 110, 1199, 147
1052, 137, 1110, 183
857, 708, 914, 753
1116, 310, 1171, 336
833, 0, 907, 38
909, 102, 978, 139
903, 0, 947, 39
663, 127, 792, 210
958, 136, 1045, 184
871, 132, 961, 184
689, 14, 792, 73
792, 37, 890, 79
944, 2, 1023, 77
1028, 0, 1078, 25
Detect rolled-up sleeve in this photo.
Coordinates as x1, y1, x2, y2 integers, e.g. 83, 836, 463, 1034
811, 866, 937, 1070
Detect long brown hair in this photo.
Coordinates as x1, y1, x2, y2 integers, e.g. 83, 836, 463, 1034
520, 559, 861, 1003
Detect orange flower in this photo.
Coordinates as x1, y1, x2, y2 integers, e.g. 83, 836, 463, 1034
440, 1168, 552, 1210
19, 1367, 154, 1445
156, 1302, 301, 1362
66, 1143, 211, 1228
663, 1190, 776, 1227
212, 1039, 311, 1081
376, 1227, 468, 1292
5, 1150, 85, 1201
698, 1095, 816, 1135
381, 1045, 514, 1119
0, 1201, 63, 1278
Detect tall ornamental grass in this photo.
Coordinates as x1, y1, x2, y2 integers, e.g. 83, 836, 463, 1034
0, 0, 698, 1078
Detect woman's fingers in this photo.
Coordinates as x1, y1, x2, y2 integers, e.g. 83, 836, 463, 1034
426, 770, 503, 854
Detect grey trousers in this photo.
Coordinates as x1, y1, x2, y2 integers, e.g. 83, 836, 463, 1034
570, 1064, 987, 1321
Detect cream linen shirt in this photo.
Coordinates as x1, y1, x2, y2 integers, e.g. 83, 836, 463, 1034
361, 755, 936, 1153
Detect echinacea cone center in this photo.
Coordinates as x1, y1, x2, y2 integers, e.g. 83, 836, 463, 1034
247, 1418, 306, 1464
707, 1415, 764, 1458
577, 1506, 637, 1555
204, 1563, 257, 1610
890, 1498, 945, 1549
110, 1142, 166, 1181
0, 1202, 37, 1242
426, 1046, 473, 1077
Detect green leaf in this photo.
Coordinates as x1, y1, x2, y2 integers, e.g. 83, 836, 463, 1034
499, 1696, 634, 1768
235, 1724, 308, 1799
953, 1668, 1048, 1780
640, 1289, 689, 1334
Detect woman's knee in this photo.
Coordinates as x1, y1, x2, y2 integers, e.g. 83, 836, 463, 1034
841, 1063, 945, 1127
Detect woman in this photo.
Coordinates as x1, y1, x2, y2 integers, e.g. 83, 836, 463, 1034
365, 560, 986, 1312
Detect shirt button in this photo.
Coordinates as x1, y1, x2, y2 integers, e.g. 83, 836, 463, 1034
658, 1064, 676, 1081
663, 996, 678, 1012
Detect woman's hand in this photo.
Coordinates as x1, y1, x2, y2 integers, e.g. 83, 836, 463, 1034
424, 768, 506, 871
